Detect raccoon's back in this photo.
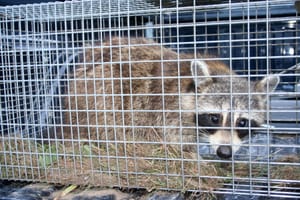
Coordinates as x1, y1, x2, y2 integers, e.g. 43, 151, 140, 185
73, 37, 233, 93
73, 37, 195, 96
63, 37, 192, 139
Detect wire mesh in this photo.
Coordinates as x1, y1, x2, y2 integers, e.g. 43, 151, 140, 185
0, 0, 299, 199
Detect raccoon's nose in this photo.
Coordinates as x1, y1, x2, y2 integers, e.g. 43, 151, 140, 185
216, 145, 232, 159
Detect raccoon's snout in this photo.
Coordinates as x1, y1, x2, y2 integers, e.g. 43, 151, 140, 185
216, 145, 232, 159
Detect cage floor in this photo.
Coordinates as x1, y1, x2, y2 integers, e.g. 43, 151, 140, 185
1, 137, 300, 199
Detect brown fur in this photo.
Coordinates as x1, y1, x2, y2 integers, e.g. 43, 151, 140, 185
61, 37, 232, 153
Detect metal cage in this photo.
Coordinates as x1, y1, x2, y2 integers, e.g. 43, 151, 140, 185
0, 0, 299, 199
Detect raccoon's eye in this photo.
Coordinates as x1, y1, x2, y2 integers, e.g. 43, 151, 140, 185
209, 114, 220, 124
237, 118, 249, 127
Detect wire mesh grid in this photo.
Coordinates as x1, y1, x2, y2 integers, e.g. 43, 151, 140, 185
0, 0, 299, 199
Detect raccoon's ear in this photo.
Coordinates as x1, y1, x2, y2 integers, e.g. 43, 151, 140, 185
191, 60, 213, 87
254, 74, 280, 93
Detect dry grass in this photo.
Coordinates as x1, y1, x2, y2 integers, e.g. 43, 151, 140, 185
1, 136, 299, 197
0, 136, 221, 192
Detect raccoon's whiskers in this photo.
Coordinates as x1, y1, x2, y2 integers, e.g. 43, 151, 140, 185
198, 130, 209, 137
197, 130, 210, 143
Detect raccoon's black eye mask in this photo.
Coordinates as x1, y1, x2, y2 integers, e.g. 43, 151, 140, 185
195, 113, 260, 138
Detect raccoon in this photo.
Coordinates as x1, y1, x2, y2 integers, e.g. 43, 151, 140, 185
63, 37, 279, 159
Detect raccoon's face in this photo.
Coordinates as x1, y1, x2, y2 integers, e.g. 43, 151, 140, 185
189, 60, 279, 159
